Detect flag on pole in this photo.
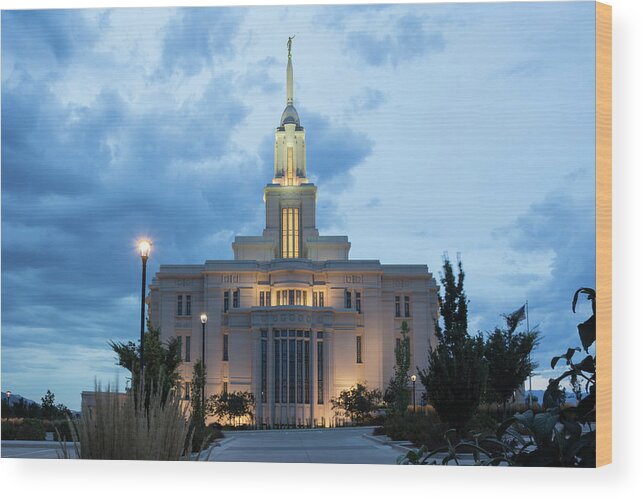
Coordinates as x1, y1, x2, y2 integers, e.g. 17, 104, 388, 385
510, 304, 527, 323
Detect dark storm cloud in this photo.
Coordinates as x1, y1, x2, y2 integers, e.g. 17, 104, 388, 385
1, 9, 104, 65
475, 190, 596, 373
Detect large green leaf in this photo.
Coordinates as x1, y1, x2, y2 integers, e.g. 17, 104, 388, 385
578, 315, 596, 352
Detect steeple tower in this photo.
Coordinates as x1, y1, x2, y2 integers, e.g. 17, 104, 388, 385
274, 36, 307, 186
233, 38, 350, 262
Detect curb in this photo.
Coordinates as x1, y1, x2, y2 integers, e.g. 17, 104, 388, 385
362, 433, 417, 454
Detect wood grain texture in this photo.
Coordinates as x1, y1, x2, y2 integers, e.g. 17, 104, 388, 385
595, 1, 612, 468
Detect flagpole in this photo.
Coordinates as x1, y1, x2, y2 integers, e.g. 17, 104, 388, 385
526, 300, 533, 409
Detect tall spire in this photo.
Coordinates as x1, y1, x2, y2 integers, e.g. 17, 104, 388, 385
286, 35, 294, 105
280, 35, 300, 128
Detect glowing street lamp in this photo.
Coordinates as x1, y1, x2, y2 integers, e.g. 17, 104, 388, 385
200, 313, 208, 407
137, 239, 152, 381
5, 390, 11, 407
410, 374, 417, 413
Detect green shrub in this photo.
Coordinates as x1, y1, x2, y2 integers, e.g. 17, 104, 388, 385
1, 418, 46, 440
377, 412, 447, 450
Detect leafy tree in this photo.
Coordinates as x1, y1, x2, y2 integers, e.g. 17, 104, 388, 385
40, 390, 70, 420
207, 391, 255, 426
418, 257, 486, 431
191, 359, 207, 431
109, 321, 181, 404
41, 390, 56, 420
384, 321, 411, 414
331, 383, 382, 423
484, 310, 539, 415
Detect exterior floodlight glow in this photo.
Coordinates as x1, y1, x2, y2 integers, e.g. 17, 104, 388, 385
200, 313, 208, 324
6, 390, 11, 399
138, 239, 152, 259
411, 374, 417, 382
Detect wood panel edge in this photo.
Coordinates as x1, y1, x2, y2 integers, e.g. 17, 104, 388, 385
595, 0, 612, 468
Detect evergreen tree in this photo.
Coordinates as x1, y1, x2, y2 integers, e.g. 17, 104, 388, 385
384, 320, 411, 414
41, 390, 56, 420
484, 309, 539, 414
418, 257, 486, 431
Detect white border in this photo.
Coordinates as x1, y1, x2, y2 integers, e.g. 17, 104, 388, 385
1, 0, 641, 497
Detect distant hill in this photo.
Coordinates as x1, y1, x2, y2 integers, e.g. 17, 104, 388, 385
1, 392, 38, 407
525, 389, 578, 406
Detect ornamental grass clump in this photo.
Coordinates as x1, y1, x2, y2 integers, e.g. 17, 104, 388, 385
60, 382, 206, 460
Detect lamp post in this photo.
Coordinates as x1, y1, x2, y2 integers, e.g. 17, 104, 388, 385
410, 375, 417, 413
5, 390, 11, 408
200, 313, 208, 408
137, 239, 152, 384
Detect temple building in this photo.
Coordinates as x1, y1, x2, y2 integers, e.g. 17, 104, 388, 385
148, 42, 439, 426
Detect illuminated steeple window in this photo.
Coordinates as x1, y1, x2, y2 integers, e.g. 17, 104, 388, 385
281, 207, 300, 258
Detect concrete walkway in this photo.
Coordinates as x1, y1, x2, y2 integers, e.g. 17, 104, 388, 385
2, 428, 406, 464
1, 440, 74, 459
206, 427, 404, 464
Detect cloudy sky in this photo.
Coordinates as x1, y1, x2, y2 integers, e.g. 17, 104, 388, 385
1, 2, 596, 409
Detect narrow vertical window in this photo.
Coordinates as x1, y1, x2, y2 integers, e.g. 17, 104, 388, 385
223, 291, 229, 312
261, 334, 267, 404
395, 296, 401, 317
280, 207, 300, 258
319, 292, 324, 307
281, 338, 288, 402
177, 295, 183, 316
345, 290, 352, 309
296, 290, 302, 305
223, 381, 228, 394
185, 295, 191, 316
266, 291, 271, 306
289, 289, 295, 305
296, 339, 303, 403
185, 336, 191, 362
274, 337, 281, 403
313, 291, 318, 307
223, 334, 229, 361
177, 336, 183, 361
233, 289, 240, 308
317, 340, 324, 404
260, 291, 265, 307
184, 382, 191, 400
303, 291, 307, 306
304, 339, 310, 404
404, 296, 410, 317
287, 146, 294, 185
289, 339, 296, 403
356, 336, 362, 364
356, 292, 362, 314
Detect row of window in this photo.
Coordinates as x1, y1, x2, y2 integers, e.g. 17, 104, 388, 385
259, 290, 325, 307
179, 291, 407, 317
395, 295, 412, 318
177, 331, 364, 366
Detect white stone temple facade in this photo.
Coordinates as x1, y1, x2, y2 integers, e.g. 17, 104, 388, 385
149, 43, 439, 427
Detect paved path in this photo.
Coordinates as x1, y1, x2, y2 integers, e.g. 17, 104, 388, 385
2, 428, 404, 464
1, 441, 74, 459
206, 427, 404, 464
